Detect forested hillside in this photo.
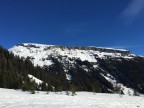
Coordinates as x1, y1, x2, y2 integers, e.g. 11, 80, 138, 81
0, 46, 66, 92
1, 44, 144, 95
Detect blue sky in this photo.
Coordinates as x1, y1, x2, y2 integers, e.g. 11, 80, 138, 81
0, 0, 144, 55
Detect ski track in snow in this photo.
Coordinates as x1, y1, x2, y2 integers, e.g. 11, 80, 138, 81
0, 88, 144, 108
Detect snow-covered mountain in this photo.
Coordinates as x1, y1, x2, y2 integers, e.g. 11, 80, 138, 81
9, 43, 134, 67
9, 43, 144, 94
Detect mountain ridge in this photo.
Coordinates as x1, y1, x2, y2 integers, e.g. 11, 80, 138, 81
15, 43, 130, 52
9, 43, 134, 67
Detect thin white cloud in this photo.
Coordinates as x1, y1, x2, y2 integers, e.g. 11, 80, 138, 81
121, 0, 144, 24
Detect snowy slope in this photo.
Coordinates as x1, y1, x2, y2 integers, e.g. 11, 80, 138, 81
28, 74, 43, 84
0, 88, 144, 108
9, 43, 134, 67
100, 73, 134, 95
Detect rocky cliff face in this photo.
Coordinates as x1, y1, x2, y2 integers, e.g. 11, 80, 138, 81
9, 43, 144, 94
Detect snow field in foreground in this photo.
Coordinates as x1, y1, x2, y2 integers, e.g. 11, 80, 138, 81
0, 88, 144, 108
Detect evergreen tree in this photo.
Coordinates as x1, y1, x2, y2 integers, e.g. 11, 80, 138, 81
133, 89, 140, 96
1, 72, 7, 88
70, 84, 77, 96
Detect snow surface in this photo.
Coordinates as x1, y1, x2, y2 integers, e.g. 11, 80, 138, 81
28, 74, 43, 84
66, 73, 72, 81
0, 88, 144, 108
9, 43, 133, 67
100, 73, 134, 95
96, 47, 128, 51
